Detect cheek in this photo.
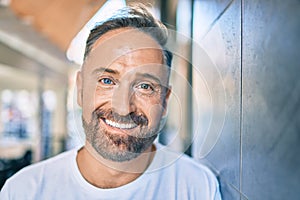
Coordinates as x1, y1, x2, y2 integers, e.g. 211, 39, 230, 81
81, 83, 106, 122
83, 82, 113, 105
149, 104, 164, 120
82, 84, 96, 108
94, 87, 114, 105
138, 98, 165, 125
81, 95, 94, 123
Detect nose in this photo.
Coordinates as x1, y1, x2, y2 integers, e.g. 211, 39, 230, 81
111, 84, 135, 116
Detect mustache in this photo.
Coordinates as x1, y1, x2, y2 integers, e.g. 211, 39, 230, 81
92, 108, 148, 126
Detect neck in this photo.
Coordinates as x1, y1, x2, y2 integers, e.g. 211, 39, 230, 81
76, 142, 156, 189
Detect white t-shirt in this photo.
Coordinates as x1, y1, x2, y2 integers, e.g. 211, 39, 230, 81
0, 144, 221, 200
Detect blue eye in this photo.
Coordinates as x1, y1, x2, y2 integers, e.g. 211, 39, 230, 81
136, 83, 155, 95
140, 83, 150, 90
100, 78, 114, 85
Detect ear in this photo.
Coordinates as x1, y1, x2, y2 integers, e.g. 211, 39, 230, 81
162, 85, 172, 116
76, 71, 83, 107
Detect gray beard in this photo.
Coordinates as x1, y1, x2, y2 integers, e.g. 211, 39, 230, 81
82, 110, 158, 162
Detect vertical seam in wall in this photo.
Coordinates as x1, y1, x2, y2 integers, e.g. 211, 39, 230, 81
185, 0, 195, 156
239, 0, 244, 199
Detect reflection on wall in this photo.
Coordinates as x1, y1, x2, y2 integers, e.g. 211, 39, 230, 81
190, 0, 300, 199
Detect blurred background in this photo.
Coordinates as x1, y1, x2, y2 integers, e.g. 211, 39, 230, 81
0, 0, 299, 199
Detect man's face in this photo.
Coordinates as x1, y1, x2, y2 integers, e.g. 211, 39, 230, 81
77, 28, 171, 162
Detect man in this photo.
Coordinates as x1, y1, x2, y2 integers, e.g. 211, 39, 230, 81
1, 5, 221, 199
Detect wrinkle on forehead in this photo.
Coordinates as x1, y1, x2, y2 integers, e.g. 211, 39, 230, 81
84, 28, 164, 69
114, 48, 164, 68
92, 28, 162, 52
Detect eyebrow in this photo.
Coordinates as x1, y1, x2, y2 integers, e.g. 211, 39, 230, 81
137, 73, 161, 85
91, 67, 162, 85
92, 67, 119, 75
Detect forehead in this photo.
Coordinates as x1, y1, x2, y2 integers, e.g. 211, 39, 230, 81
83, 28, 164, 71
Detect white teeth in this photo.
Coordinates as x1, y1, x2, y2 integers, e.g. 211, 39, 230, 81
105, 119, 137, 129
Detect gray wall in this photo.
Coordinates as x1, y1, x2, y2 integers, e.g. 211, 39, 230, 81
191, 0, 300, 199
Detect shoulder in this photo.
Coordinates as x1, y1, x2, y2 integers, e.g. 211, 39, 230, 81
0, 148, 78, 199
155, 143, 217, 178
13, 148, 76, 177
166, 147, 217, 182
152, 143, 221, 199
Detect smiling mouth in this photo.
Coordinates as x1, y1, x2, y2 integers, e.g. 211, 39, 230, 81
104, 119, 138, 129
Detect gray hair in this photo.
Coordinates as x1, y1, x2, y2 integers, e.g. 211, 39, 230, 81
84, 4, 173, 68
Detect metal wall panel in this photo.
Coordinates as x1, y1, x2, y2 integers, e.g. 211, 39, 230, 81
192, 0, 299, 199
192, 0, 242, 199
242, 0, 300, 199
